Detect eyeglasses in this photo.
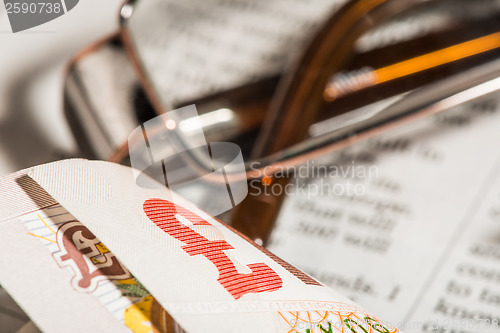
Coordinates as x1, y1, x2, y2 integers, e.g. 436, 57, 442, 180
65, 0, 500, 243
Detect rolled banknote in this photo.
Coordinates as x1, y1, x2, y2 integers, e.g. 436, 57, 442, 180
0, 159, 400, 333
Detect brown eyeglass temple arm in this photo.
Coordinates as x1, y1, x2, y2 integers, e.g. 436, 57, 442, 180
252, 0, 433, 158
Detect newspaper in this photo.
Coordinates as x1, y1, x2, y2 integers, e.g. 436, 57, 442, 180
267, 94, 500, 332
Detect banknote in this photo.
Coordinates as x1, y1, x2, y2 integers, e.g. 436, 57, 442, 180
0, 159, 400, 332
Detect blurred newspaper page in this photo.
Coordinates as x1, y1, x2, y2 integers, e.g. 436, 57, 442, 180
267, 93, 500, 331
